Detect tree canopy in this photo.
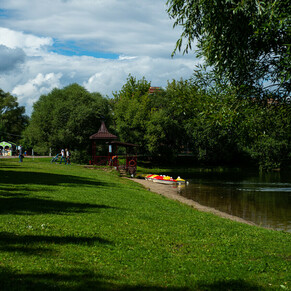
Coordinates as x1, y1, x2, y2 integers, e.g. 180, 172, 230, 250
0, 89, 28, 143
24, 84, 110, 155
112, 75, 152, 150
167, 0, 291, 98
112, 74, 290, 170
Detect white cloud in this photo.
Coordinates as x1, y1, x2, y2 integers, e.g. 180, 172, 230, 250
83, 56, 197, 95
0, 27, 53, 56
12, 73, 63, 113
0, 0, 202, 116
118, 55, 137, 61
0, 0, 181, 57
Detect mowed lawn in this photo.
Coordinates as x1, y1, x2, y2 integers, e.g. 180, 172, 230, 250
0, 158, 290, 290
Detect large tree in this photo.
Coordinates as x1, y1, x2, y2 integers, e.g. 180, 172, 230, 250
112, 75, 152, 150
0, 89, 28, 143
167, 0, 291, 98
24, 84, 110, 155
113, 73, 290, 169
145, 79, 199, 159
189, 68, 291, 169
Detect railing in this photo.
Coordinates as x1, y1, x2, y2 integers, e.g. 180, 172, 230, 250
91, 156, 119, 167
91, 155, 137, 175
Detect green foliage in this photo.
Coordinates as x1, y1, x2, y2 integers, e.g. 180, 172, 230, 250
113, 76, 200, 160
167, 0, 291, 97
24, 84, 110, 155
188, 86, 240, 162
0, 159, 290, 290
247, 135, 288, 171
70, 149, 91, 165
145, 79, 199, 159
237, 100, 291, 170
112, 75, 151, 150
113, 73, 290, 169
0, 89, 28, 143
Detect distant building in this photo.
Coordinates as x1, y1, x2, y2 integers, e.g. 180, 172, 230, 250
251, 97, 279, 105
149, 87, 160, 94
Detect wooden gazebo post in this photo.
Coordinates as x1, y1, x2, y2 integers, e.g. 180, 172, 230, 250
108, 141, 138, 175
89, 121, 118, 165
89, 121, 138, 176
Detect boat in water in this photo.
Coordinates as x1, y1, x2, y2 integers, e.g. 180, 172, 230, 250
145, 174, 188, 185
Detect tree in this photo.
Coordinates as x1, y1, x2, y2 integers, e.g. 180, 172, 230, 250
113, 73, 290, 169
167, 0, 291, 98
236, 99, 291, 170
112, 75, 152, 150
185, 70, 242, 163
112, 76, 195, 160
24, 84, 110, 155
0, 89, 28, 143
189, 68, 291, 169
145, 79, 199, 159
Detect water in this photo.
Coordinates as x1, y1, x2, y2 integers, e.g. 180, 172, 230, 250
176, 169, 291, 232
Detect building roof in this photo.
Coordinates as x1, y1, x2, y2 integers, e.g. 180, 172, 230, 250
89, 121, 118, 140
149, 87, 160, 94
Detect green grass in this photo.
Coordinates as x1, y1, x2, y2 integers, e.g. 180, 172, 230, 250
0, 158, 290, 290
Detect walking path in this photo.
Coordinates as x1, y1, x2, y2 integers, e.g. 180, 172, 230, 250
0, 156, 49, 159
131, 178, 257, 227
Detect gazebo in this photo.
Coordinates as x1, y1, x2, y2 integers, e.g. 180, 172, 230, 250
89, 121, 138, 175
0, 141, 16, 156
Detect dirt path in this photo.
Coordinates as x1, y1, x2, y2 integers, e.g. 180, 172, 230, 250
0, 156, 50, 159
131, 178, 257, 226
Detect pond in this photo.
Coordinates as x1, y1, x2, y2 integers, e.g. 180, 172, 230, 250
176, 168, 291, 232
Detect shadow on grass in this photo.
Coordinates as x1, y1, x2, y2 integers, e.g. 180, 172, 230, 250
0, 186, 61, 200
0, 169, 110, 188
194, 280, 267, 290
0, 196, 116, 215
0, 232, 112, 256
0, 267, 116, 291
0, 265, 266, 290
0, 165, 20, 169
0, 190, 30, 197
0, 232, 111, 245
0, 168, 119, 215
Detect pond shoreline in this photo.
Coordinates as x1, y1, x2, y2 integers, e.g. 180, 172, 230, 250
131, 178, 259, 228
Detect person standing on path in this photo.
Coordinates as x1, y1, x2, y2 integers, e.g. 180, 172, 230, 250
19, 145, 23, 162
60, 149, 66, 164
65, 148, 71, 165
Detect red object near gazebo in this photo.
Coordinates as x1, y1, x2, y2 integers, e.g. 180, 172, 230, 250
89, 121, 138, 175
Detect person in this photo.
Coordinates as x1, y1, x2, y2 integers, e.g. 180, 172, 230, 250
109, 155, 116, 166
19, 145, 23, 162
59, 149, 66, 164
66, 148, 71, 165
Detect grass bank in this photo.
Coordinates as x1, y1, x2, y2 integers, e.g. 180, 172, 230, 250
0, 158, 290, 290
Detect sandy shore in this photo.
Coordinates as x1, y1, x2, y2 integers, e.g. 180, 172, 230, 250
131, 178, 257, 226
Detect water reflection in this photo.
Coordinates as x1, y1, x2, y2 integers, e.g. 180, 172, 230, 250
177, 169, 291, 232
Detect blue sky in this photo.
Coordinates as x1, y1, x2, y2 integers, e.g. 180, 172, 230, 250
50, 40, 119, 59
0, 0, 201, 115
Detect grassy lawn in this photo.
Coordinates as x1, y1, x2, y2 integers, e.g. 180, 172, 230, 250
0, 158, 290, 290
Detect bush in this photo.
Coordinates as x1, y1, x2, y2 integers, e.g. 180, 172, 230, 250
245, 135, 288, 171
71, 150, 91, 165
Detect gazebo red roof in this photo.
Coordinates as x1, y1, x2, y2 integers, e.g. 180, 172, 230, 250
89, 121, 118, 140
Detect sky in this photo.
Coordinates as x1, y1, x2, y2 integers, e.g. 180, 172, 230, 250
0, 0, 201, 115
